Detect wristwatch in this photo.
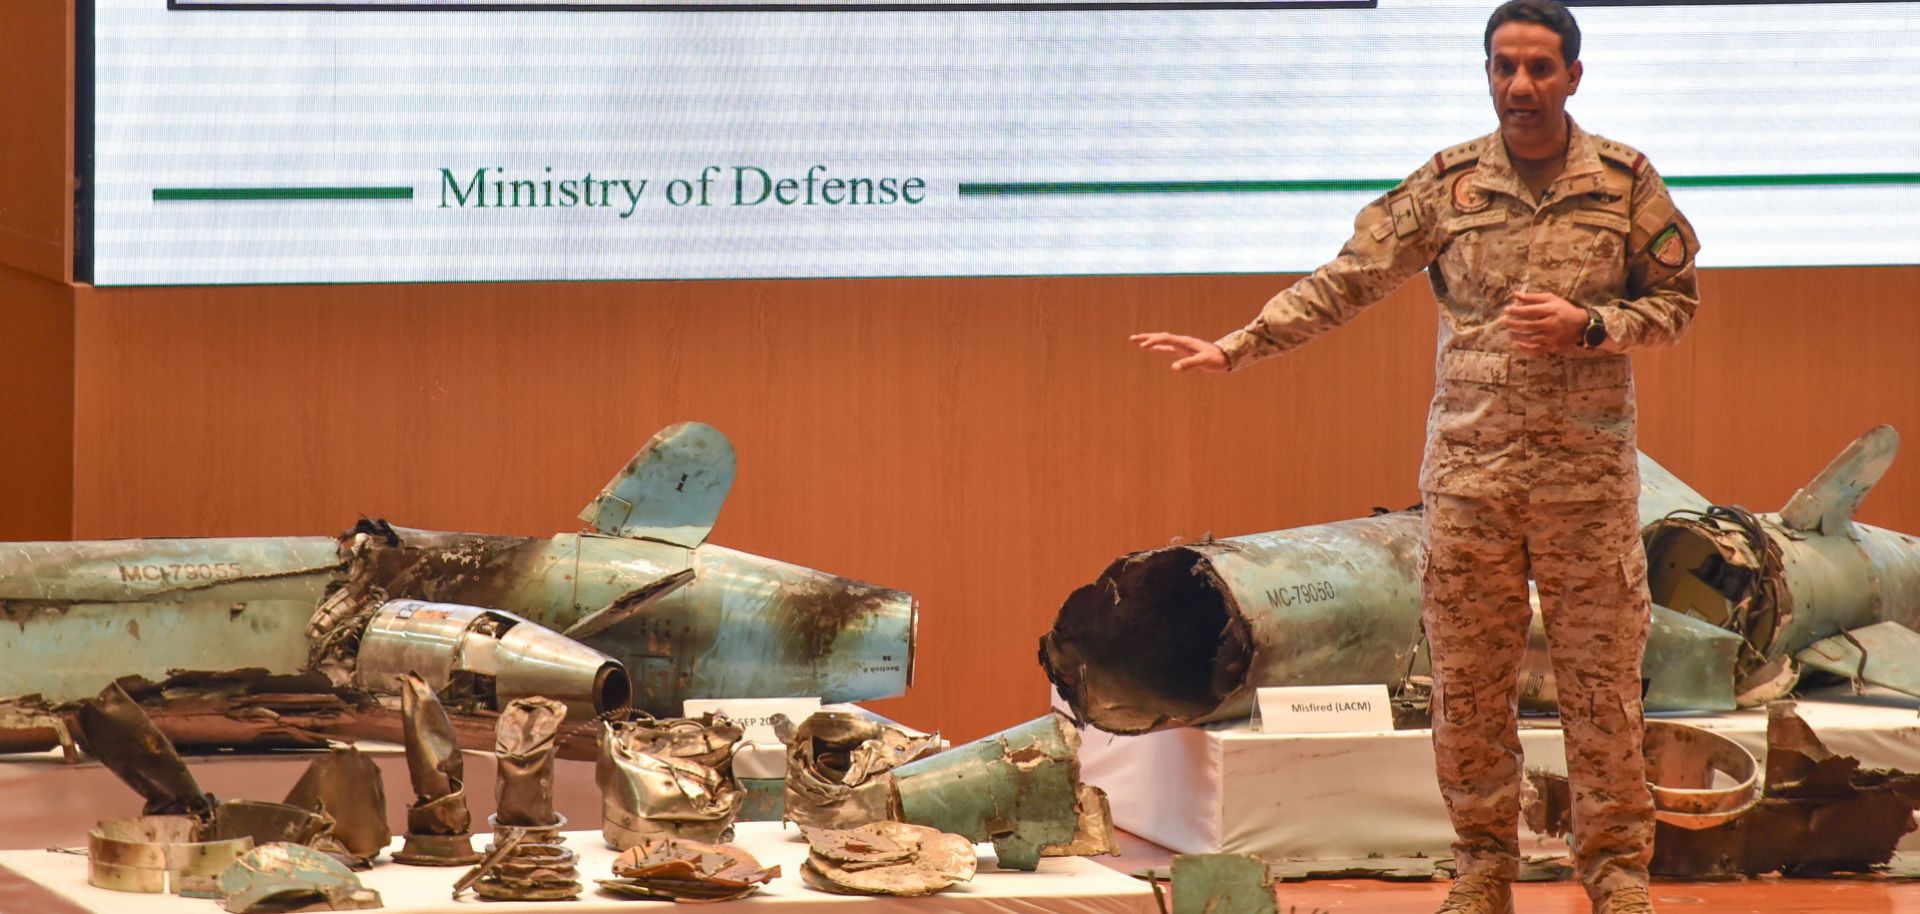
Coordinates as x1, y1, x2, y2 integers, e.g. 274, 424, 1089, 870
1579, 307, 1608, 349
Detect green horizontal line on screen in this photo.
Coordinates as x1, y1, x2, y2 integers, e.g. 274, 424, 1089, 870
152, 186, 415, 201
957, 172, 1920, 196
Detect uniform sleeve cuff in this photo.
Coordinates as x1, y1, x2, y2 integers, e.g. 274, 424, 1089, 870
1214, 330, 1257, 371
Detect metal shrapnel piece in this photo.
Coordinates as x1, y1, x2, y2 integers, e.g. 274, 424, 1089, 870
597, 714, 746, 847
393, 672, 479, 866
598, 836, 779, 902
352, 600, 631, 721
496, 697, 570, 829
282, 745, 391, 868
74, 682, 217, 818
214, 842, 382, 913
891, 712, 1086, 872
799, 821, 976, 897
87, 816, 252, 896
783, 710, 939, 829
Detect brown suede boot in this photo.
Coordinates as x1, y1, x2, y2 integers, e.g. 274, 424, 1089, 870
1593, 885, 1654, 914
1436, 873, 1515, 914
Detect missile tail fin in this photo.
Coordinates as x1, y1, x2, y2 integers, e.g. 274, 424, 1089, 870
579, 422, 736, 547
1778, 425, 1899, 534
1795, 620, 1920, 699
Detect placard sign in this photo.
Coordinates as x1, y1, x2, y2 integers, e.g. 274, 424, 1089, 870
1253, 684, 1394, 735
682, 696, 821, 745
86, 0, 1920, 284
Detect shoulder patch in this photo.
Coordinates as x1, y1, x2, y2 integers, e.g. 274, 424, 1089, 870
1433, 138, 1483, 175
1590, 135, 1648, 175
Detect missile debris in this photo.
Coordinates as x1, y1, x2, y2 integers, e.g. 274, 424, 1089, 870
86, 816, 251, 896
597, 713, 747, 847
351, 600, 631, 721
798, 821, 977, 897
471, 697, 581, 901
0, 423, 917, 735
782, 710, 940, 829
597, 837, 780, 902
282, 745, 391, 868
392, 672, 480, 866
891, 712, 1097, 871
214, 843, 382, 913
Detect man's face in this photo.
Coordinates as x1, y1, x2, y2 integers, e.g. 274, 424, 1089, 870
1486, 22, 1582, 156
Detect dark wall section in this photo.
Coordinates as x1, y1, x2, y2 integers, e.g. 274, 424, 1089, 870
0, 266, 75, 541
0, 2, 72, 282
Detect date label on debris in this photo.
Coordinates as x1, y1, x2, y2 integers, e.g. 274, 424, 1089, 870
1252, 685, 1393, 735
684, 697, 821, 744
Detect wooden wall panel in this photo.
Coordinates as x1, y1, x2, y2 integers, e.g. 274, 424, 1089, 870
0, 1, 72, 282
71, 267, 1920, 741
0, 265, 74, 540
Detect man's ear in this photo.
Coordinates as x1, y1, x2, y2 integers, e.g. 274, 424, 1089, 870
1568, 59, 1584, 95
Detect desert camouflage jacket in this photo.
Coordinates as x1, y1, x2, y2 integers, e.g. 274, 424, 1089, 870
1216, 118, 1700, 502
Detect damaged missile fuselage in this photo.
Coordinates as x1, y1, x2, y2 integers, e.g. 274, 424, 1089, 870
0, 422, 917, 725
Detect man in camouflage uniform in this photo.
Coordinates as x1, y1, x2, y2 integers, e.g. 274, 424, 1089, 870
1133, 3, 1698, 913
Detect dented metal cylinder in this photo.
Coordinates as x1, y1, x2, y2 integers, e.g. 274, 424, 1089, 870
352, 600, 630, 720
1043, 512, 1425, 735
891, 712, 1084, 872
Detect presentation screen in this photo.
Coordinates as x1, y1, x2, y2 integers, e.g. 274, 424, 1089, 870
84, 0, 1920, 285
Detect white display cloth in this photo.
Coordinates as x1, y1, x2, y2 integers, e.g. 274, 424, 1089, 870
0, 822, 1151, 914
1076, 688, 1920, 860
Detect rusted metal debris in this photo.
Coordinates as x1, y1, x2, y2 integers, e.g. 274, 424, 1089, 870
597, 836, 780, 902
1652, 702, 1920, 878
1141, 853, 1300, 914
597, 712, 747, 847
892, 711, 1111, 871
1040, 783, 1121, 858
73, 681, 218, 817
215, 842, 382, 913
460, 697, 582, 902
392, 672, 480, 866
1527, 704, 1920, 878
283, 745, 391, 868
782, 710, 940, 829
799, 821, 977, 897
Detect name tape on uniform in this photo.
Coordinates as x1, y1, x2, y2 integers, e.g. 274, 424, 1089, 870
1253, 684, 1394, 735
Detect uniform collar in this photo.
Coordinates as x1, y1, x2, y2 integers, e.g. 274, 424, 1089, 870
1472, 116, 1607, 205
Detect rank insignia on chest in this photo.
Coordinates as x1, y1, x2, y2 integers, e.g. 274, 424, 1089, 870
1451, 171, 1490, 214
1649, 223, 1688, 268
1389, 192, 1421, 238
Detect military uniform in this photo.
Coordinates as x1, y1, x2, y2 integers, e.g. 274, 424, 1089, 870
1215, 118, 1699, 901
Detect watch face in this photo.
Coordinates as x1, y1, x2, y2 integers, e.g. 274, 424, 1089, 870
1584, 321, 1606, 348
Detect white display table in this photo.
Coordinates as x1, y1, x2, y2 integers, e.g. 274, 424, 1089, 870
0, 822, 1151, 914
1076, 687, 1920, 860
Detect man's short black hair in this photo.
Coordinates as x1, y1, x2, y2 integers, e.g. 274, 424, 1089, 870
1485, 0, 1581, 65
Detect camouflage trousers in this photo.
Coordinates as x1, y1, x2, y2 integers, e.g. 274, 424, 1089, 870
1421, 492, 1654, 898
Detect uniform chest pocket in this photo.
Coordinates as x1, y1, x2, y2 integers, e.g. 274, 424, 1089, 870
1563, 207, 1631, 303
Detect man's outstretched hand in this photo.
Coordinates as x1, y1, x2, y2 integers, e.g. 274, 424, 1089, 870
1504, 292, 1587, 355
1130, 332, 1229, 373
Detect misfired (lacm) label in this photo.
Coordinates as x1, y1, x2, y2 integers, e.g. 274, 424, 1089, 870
1254, 684, 1393, 735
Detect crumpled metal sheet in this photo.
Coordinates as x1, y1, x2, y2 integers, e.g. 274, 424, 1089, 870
597, 713, 746, 847
1040, 783, 1120, 858
452, 833, 582, 902
783, 711, 939, 829
215, 842, 382, 913
74, 681, 217, 818
1651, 702, 1920, 878
597, 836, 780, 902
495, 697, 569, 829
393, 672, 478, 866
799, 821, 976, 897
283, 745, 391, 868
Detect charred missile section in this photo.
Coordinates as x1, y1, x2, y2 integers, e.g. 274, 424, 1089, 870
1043, 511, 1427, 735
1644, 426, 1920, 702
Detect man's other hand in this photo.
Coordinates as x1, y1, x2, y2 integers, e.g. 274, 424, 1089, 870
1130, 332, 1229, 373
1504, 293, 1586, 355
